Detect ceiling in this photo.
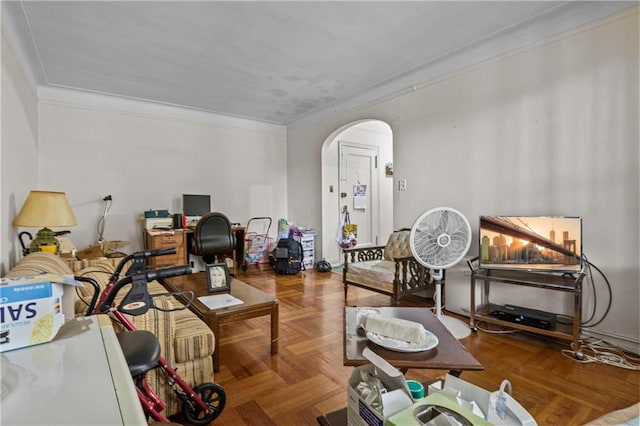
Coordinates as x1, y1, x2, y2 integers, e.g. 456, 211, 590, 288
2, 1, 636, 126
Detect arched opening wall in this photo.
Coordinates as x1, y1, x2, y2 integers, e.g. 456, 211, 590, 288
321, 120, 393, 265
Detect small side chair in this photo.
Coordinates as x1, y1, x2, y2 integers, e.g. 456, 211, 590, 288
342, 229, 433, 302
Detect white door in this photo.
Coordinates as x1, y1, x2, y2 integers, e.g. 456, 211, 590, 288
339, 142, 379, 247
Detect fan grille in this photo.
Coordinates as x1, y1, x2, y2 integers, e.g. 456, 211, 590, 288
410, 207, 472, 269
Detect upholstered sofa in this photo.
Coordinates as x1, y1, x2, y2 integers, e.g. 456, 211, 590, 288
4, 252, 215, 417
343, 229, 434, 301
583, 402, 640, 425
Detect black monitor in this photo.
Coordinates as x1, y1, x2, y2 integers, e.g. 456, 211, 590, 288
182, 194, 211, 217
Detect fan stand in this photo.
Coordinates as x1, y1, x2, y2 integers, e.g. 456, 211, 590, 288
433, 270, 471, 340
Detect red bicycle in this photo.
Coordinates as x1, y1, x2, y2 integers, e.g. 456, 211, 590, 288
87, 248, 226, 424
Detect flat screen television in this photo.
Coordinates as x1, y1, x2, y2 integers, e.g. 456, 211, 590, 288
182, 194, 211, 217
479, 215, 583, 273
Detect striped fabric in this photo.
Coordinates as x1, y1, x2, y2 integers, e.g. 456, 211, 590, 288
73, 261, 115, 315
5, 252, 73, 277
64, 256, 126, 273
174, 308, 215, 362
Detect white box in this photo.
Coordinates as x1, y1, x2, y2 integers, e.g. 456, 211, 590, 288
144, 217, 173, 230
0, 274, 80, 352
300, 231, 315, 268
347, 347, 413, 426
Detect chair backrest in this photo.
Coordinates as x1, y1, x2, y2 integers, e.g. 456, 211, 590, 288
193, 212, 235, 258
383, 229, 412, 261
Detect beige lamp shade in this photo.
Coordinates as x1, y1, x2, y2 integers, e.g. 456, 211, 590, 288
13, 190, 78, 228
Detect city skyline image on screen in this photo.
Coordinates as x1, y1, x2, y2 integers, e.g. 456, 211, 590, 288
479, 216, 582, 273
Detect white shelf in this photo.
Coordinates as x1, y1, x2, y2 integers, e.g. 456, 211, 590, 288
300, 232, 315, 267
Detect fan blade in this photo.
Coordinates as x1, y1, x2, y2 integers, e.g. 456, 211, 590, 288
438, 210, 449, 233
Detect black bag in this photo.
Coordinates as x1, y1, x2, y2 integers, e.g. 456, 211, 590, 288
274, 238, 304, 275
315, 259, 332, 272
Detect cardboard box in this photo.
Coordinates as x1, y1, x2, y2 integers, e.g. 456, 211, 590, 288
0, 274, 80, 352
347, 347, 414, 426
75, 244, 104, 260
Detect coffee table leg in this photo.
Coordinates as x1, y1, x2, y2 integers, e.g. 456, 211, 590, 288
271, 301, 279, 355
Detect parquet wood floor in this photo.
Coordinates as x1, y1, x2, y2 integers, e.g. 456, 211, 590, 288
207, 266, 638, 425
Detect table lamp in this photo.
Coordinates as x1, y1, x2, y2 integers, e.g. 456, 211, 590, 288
13, 190, 77, 254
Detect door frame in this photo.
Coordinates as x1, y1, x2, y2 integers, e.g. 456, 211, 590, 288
338, 140, 380, 247
320, 120, 394, 266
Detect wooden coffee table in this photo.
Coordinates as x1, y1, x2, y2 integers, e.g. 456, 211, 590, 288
162, 272, 278, 372
317, 307, 482, 425
344, 307, 482, 375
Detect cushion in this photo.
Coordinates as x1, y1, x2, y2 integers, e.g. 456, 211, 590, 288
73, 261, 119, 316
5, 252, 73, 277
383, 230, 411, 261
173, 309, 215, 363
583, 403, 640, 425
65, 257, 127, 274
346, 260, 396, 293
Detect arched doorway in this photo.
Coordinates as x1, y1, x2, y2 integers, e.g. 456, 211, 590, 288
321, 120, 393, 265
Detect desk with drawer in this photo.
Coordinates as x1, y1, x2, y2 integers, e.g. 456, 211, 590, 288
145, 227, 245, 274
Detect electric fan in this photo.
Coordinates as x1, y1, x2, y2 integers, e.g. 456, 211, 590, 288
410, 207, 472, 339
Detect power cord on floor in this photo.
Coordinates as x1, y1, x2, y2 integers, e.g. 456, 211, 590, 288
473, 320, 639, 370
562, 337, 640, 370
472, 320, 520, 334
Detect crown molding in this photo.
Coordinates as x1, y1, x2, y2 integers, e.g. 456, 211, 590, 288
37, 85, 286, 134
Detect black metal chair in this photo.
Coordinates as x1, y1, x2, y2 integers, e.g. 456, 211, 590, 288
189, 212, 236, 265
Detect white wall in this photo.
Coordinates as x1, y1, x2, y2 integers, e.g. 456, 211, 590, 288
1, 29, 39, 274
289, 9, 639, 350
36, 100, 288, 253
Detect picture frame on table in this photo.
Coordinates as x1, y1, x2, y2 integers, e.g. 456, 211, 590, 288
206, 263, 230, 293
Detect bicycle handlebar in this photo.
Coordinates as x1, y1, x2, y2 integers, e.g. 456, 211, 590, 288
99, 264, 192, 315
110, 247, 178, 280
146, 264, 191, 282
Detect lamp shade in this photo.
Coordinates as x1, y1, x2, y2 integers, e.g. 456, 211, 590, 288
13, 190, 77, 228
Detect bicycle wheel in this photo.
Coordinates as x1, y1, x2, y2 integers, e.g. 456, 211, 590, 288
182, 382, 226, 425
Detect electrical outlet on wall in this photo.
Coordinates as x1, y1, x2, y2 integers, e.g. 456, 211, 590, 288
398, 179, 407, 191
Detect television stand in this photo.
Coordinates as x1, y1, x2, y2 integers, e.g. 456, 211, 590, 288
469, 267, 585, 351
